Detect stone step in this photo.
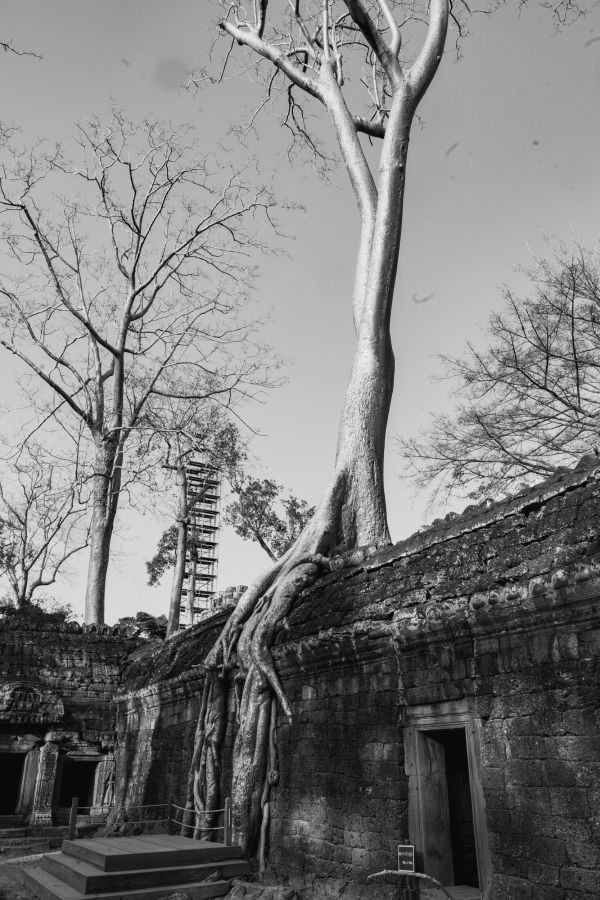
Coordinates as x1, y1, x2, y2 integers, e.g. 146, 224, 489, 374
0, 827, 27, 838
0, 815, 24, 828
62, 835, 243, 872
1, 836, 49, 847
28, 825, 70, 838
0, 840, 51, 859
22, 865, 231, 900
41, 850, 249, 894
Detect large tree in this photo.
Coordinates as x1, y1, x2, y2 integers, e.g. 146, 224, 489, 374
184, 0, 450, 863
398, 244, 600, 501
0, 112, 275, 624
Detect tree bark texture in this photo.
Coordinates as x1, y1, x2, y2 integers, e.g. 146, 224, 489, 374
84, 439, 121, 624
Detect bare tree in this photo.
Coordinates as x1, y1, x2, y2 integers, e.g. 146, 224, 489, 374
224, 477, 315, 561
144, 401, 243, 638
0, 39, 39, 58
0, 112, 276, 624
399, 243, 600, 501
183, 0, 450, 861
0, 446, 88, 606
0, 38, 40, 142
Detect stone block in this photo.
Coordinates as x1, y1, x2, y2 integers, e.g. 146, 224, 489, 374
351, 848, 371, 869
510, 736, 559, 760
550, 787, 590, 817
554, 818, 592, 843
560, 867, 600, 893
511, 787, 551, 816
530, 886, 565, 900
542, 758, 578, 787
504, 759, 544, 786
565, 841, 600, 869
526, 860, 560, 886
488, 873, 533, 900
556, 735, 600, 761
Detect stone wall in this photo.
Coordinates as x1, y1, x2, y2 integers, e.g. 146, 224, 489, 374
0, 622, 141, 824
0, 622, 141, 734
114, 462, 600, 900
116, 610, 233, 811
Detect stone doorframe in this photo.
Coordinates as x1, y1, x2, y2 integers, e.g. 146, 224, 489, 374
402, 701, 491, 898
0, 735, 41, 818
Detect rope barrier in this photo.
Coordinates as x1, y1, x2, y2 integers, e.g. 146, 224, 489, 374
118, 803, 168, 811
105, 797, 231, 845
169, 802, 226, 815
169, 818, 222, 830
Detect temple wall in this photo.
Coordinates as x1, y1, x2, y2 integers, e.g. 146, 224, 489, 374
115, 610, 234, 813
115, 463, 600, 900
0, 623, 140, 824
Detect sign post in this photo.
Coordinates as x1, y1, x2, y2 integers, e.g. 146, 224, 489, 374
397, 845, 415, 873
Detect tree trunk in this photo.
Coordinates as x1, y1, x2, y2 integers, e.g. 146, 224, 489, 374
83, 440, 118, 624
167, 467, 188, 639
189, 0, 449, 862
188, 542, 197, 625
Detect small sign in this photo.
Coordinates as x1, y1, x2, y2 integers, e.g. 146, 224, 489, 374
397, 845, 415, 873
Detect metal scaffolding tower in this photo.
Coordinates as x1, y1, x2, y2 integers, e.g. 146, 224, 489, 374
179, 458, 221, 628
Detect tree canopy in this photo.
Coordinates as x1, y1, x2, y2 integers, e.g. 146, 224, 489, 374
0, 111, 276, 623
224, 478, 315, 561
399, 243, 600, 501
0, 444, 88, 606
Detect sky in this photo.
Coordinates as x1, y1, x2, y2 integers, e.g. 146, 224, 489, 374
0, 0, 599, 623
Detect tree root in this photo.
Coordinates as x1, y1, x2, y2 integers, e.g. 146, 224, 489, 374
185, 547, 331, 855
186, 471, 389, 860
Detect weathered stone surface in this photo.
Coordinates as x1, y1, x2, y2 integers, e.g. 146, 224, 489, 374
228, 882, 299, 899
89, 465, 600, 898
0, 623, 143, 826
157, 894, 193, 900
0, 623, 141, 733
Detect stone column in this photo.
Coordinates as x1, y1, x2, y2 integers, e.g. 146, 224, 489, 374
92, 754, 115, 813
30, 741, 59, 825
16, 747, 41, 819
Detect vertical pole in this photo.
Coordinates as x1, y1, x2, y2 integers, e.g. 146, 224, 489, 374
68, 796, 78, 840
189, 542, 197, 626
224, 797, 232, 847
167, 796, 173, 835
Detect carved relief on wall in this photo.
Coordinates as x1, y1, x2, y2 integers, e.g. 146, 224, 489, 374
0, 682, 64, 723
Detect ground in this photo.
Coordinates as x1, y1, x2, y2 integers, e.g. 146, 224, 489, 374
0, 856, 39, 900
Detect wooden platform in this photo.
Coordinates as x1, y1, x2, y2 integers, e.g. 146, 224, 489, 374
23, 834, 250, 900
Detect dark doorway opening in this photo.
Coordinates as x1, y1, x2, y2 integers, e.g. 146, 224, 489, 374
427, 728, 479, 888
0, 753, 26, 814
57, 758, 98, 809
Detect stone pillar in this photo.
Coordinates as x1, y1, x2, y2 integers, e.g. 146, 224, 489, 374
30, 741, 59, 825
16, 748, 41, 819
92, 754, 115, 813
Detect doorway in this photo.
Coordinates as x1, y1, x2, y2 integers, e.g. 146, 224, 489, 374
416, 729, 478, 887
0, 753, 26, 814
57, 758, 98, 809
404, 711, 489, 896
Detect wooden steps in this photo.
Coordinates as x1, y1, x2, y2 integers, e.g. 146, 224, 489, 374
23, 834, 250, 900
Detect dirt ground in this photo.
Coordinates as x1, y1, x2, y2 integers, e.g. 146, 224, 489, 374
0, 856, 40, 900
